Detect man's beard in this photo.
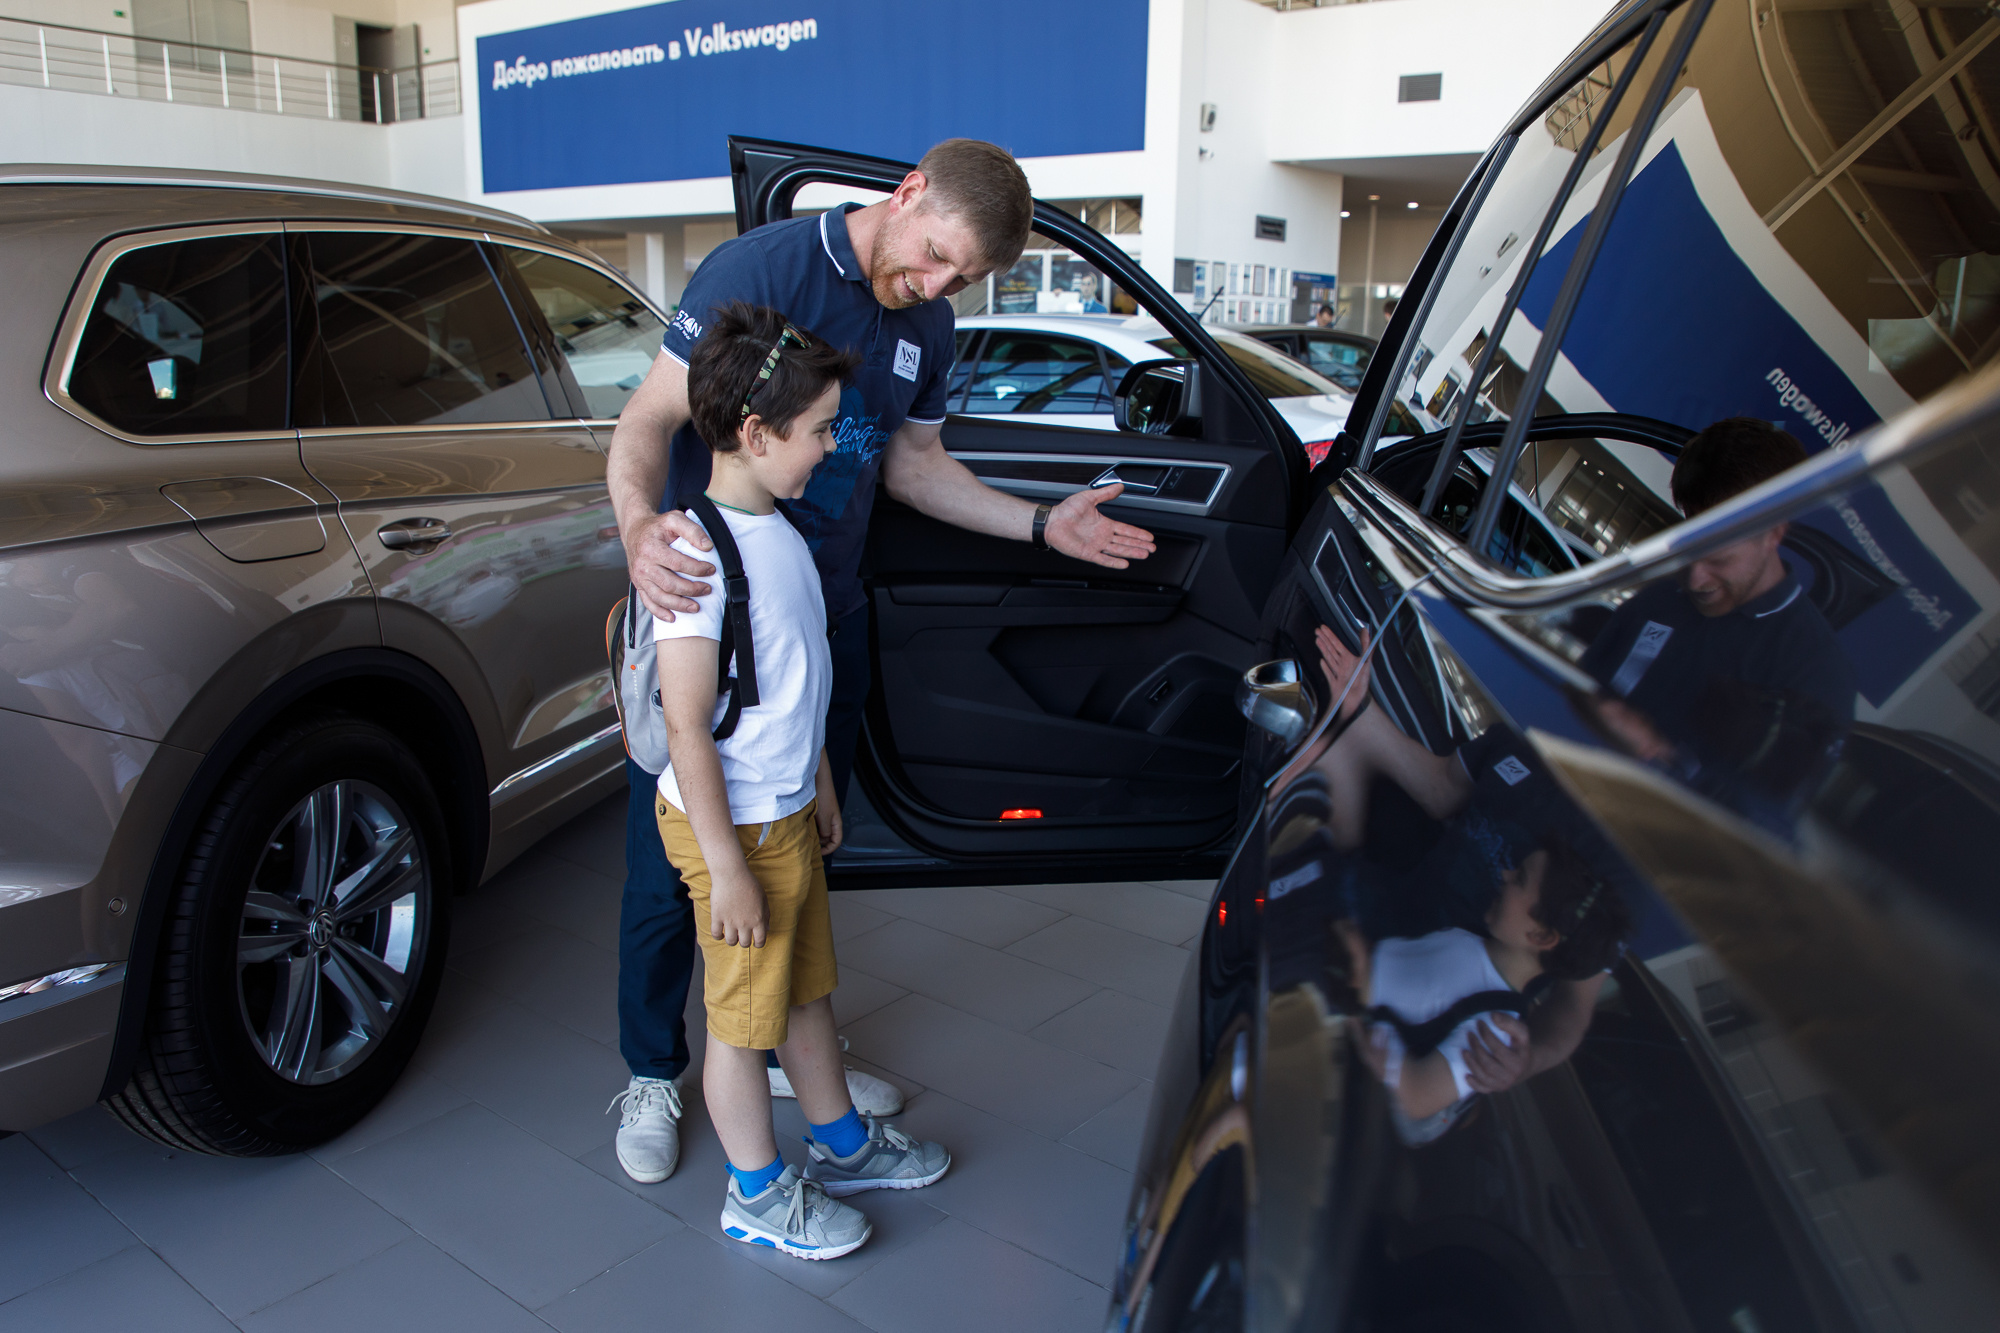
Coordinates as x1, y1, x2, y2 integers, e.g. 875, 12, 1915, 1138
868, 220, 926, 308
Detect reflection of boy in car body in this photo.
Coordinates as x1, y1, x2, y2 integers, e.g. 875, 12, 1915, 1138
1579, 419, 1854, 808
1304, 624, 1614, 1099
1345, 837, 1631, 1137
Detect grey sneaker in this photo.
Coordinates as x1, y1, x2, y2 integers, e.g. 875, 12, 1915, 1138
608, 1076, 683, 1183
804, 1116, 950, 1196
721, 1164, 872, 1260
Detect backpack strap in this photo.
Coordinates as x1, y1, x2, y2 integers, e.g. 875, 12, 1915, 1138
1370, 990, 1530, 1059
686, 493, 758, 741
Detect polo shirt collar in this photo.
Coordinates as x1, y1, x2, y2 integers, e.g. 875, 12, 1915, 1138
819, 204, 865, 283
1739, 571, 1804, 620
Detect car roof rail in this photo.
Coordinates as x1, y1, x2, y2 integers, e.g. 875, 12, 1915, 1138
0, 163, 549, 234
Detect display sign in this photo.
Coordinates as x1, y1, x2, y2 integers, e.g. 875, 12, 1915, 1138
476, 0, 1149, 194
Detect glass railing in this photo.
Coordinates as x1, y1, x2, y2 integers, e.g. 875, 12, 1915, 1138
0, 15, 459, 121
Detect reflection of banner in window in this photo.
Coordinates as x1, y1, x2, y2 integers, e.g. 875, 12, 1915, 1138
1516, 102, 1979, 707
474, 0, 1147, 194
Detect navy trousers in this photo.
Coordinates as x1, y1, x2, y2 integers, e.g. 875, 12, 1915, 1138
617, 603, 873, 1080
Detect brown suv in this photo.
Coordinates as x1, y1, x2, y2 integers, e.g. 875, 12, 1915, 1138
0, 166, 661, 1153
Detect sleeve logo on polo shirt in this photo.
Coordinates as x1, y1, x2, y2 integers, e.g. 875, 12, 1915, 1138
893, 339, 921, 382
1492, 756, 1532, 786
669, 309, 704, 341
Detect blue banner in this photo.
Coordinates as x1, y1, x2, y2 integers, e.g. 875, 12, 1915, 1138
476, 0, 1150, 193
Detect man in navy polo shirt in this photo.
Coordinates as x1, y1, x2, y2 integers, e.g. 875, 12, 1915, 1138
601, 139, 1158, 1183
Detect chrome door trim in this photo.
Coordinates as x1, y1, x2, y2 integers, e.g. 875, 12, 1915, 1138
1333, 355, 1992, 611
296, 420, 600, 439
947, 451, 1230, 517
43, 220, 296, 447
489, 721, 622, 805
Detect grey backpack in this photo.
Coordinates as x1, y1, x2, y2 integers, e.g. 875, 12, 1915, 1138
607, 493, 759, 775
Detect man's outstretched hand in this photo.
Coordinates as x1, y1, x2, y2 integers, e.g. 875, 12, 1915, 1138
625, 510, 718, 619
1044, 484, 1157, 569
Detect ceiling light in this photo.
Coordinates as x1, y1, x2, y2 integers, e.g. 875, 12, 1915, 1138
1367, 194, 1380, 201
1340, 210, 1351, 218
1407, 201, 1419, 209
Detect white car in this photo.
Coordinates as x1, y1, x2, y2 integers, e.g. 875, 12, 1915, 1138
951, 313, 1355, 463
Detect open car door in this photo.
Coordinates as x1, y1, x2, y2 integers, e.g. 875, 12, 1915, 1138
729, 138, 1310, 885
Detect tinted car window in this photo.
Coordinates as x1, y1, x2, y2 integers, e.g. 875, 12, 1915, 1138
301, 232, 549, 428
1152, 331, 1338, 399
67, 233, 289, 436
1300, 334, 1370, 391
501, 247, 662, 419
965, 333, 1109, 414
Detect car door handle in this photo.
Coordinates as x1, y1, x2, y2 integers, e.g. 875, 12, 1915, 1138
1091, 464, 1166, 495
376, 519, 453, 549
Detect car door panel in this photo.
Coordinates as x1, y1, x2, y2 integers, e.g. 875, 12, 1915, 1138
733, 136, 1301, 871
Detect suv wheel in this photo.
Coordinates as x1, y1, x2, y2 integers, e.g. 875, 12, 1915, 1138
108, 714, 452, 1154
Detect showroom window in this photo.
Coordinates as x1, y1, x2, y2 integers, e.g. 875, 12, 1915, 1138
66, 232, 289, 437
500, 246, 664, 419
298, 232, 550, 428
964, 334, 1112, 415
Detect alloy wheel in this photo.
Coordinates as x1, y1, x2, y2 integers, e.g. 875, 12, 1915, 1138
235, 779, 428, 1085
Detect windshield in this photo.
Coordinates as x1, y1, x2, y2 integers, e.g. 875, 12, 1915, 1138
1149, 331, 1342, 399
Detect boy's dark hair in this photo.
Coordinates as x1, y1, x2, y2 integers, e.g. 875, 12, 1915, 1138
686, 302, 858, 452
917, 138, 1034, 271
1532, 837, 1632, 981
1671, 417, 1810, 516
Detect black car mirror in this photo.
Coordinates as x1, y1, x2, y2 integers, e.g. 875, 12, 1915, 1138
1113, 359, 1202, 436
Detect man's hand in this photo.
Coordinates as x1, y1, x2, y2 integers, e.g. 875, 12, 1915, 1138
813, 751, 844, 856
625, 510, 717, 620
1044, 484, 1157, 569
1461, 1014, 1533, 1094
1315, 624, 1373, 721
709, 864, 768, 948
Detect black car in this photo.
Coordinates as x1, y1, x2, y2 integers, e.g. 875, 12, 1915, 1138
1099, 0, 2000, 1328
1238, 324, 1378, 394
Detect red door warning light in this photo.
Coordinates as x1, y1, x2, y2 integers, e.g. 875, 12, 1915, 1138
999, 808, 1043, 820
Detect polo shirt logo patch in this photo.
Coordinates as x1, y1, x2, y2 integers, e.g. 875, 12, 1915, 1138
1609, 620, 1673, 696
669, 309, 704, 341
1492, 756, 1532, 786
894, 339, 921, 382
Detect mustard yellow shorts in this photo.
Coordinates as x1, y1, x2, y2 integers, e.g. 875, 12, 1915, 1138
655, 794, 837, 1050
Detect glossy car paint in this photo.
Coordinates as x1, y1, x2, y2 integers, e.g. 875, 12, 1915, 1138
1117, 0, 2000, 1328
0, 177, 639, 1131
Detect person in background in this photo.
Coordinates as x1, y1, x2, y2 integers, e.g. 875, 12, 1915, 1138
1314, 302, 1335, 328
602, 139, 1157, 1184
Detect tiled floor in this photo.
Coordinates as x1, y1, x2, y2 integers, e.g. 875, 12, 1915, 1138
2, 791, 1212, 1333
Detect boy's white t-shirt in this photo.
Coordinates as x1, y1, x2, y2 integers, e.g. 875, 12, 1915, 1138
1369, 927, 1516, 1101
654, 505, 831, 825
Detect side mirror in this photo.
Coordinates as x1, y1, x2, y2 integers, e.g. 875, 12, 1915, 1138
1113, 359, 1203, 436
1237, 658, 1309, 747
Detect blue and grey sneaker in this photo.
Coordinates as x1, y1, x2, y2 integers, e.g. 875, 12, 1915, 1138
720, 1164, 872, 1260
803, 1116, 951, 1196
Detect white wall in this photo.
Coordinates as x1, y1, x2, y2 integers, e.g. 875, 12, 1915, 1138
1150, 0, 1344, 309
0, 80, 463, 198
1268, 0, 1609, 166
15, 0, 459, 64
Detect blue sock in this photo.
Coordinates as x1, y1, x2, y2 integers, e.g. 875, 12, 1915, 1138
810, 1106, 869, 1159
728, 1155, 785, 1197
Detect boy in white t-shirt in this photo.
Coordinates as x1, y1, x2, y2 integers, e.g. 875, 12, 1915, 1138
654, 303, 949, 1260
1353, 836, 1630, 1139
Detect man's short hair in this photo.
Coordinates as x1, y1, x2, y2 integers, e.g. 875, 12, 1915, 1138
1534, 837, 1631, 981
916, 138, 1033, 271
1671, 417, 1811, 516
686, 302, 858, 452
1317, 302, 1334, 315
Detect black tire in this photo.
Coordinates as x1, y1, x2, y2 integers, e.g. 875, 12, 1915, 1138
107, 713, 452, 1155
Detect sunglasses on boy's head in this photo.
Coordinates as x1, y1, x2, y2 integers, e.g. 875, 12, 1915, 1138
740, 325, 809, 422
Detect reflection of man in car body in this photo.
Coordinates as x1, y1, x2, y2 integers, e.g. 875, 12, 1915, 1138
601, 138, 1158, 1184
1579, 418, 1855, 799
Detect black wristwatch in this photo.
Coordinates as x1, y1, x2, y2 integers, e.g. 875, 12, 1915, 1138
1031, 503, 1052, 551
